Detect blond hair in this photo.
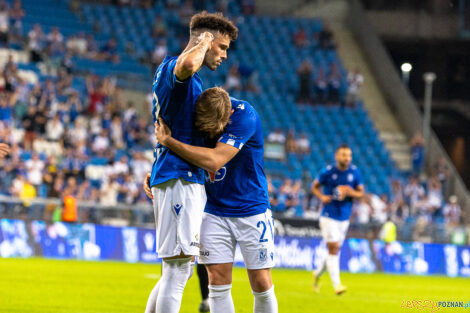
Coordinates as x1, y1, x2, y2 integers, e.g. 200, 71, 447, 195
194, 87, 232, 138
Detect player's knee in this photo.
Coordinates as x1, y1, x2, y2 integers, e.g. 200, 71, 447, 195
327, 242, 340, 255
251, 279, 272, 293
248, 269, 273, 293
207, 265, 232, 285
208, 272, 232, 285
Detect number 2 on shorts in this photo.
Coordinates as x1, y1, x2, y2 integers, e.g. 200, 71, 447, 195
257, 221, 268, 243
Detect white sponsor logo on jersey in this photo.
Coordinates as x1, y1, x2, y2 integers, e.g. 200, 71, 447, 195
207, 167, 227, 183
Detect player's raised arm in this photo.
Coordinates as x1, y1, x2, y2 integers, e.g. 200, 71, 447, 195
175, 31, 214, 81
156, 118, 238, 173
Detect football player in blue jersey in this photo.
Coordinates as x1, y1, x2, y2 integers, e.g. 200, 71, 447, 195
144, 12, 238, 313
311, 144, 364, 295
153, 89, 278, 313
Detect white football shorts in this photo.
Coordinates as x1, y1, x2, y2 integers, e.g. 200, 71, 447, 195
319, 216, 350, 244
151, 178, 206, 258
199, 210, 275, 270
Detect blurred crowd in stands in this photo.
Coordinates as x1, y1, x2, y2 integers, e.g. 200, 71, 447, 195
294, 23, 363, 107
0, 0, 155, 223
0, 0, 467, 244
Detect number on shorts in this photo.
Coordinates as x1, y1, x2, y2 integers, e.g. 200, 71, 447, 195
257, 221, 268, 243
267, 218, 274, 240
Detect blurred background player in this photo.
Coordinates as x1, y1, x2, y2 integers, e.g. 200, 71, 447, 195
154, 88, 278, 313
312, 144, 364, 295
144, 12, 238, 313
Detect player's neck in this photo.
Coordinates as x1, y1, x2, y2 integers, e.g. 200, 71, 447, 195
336, 164, 348, 171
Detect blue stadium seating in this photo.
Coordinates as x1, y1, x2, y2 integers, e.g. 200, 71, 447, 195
14, 0, 402, 196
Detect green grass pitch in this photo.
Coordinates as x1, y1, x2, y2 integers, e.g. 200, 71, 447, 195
0, 258, 468, 313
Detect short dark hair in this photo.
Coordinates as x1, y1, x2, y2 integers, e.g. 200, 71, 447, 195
336, 144, 351, 152
190, 11, 238, 41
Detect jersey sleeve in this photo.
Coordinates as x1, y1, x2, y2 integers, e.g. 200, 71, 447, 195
218, 106, 256, 150
317, 168, 329, 185
153, 57, 193, 123
156, 57, 190, 91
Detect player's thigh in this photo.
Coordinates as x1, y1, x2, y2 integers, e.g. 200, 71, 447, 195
319, 216, 342, 244
152, 179, 206, 258
246, 268, 273, 292
199, 213, 237, 265
235, 210, 275, 270
177, 179, 206, 254
206, 263, 233, 285
338, 220, 350, 245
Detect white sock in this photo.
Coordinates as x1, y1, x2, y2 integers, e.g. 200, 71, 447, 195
145, 280, 160, 313
155, 257, 192, 313
315, 257, 327, 278
253, 286, 278, 313
326, 254, 341, 288
209, 284, 235, 313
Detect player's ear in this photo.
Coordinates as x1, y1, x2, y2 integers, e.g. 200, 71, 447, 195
230, 109, 234, 116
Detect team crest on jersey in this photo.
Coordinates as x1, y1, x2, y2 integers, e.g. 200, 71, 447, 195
259, 248, 267, 263
332, 174, 338, 180
206, 167, 227, 183
348, 173, 354, 182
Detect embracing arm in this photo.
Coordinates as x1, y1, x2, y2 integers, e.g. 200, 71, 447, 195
156, 118, 238, 173
175, 32, 214, 81
165, 137, 238, 173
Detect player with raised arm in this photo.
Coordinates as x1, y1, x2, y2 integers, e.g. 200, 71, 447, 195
144, 12, 238, 313
153, 88, 278, 313
311, 144, 364, 295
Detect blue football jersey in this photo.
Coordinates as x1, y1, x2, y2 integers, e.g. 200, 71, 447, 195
317, 164, 363, 221
150, 56, 205, 187
204, 98, 270, 217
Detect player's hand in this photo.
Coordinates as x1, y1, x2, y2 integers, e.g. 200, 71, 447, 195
198, 31, 214, 50
0, 143, 10, 159
143, 172, 153, 200
320, 195, 332, 204
336, 185, 351, 200
155, 118, 172, 146
198, 31, 214, 44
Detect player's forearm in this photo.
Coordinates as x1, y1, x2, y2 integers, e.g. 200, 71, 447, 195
165, 137, 221, 173
175, 39, 211, 79
312, 186, 325, 199
347, 188, 364, 199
